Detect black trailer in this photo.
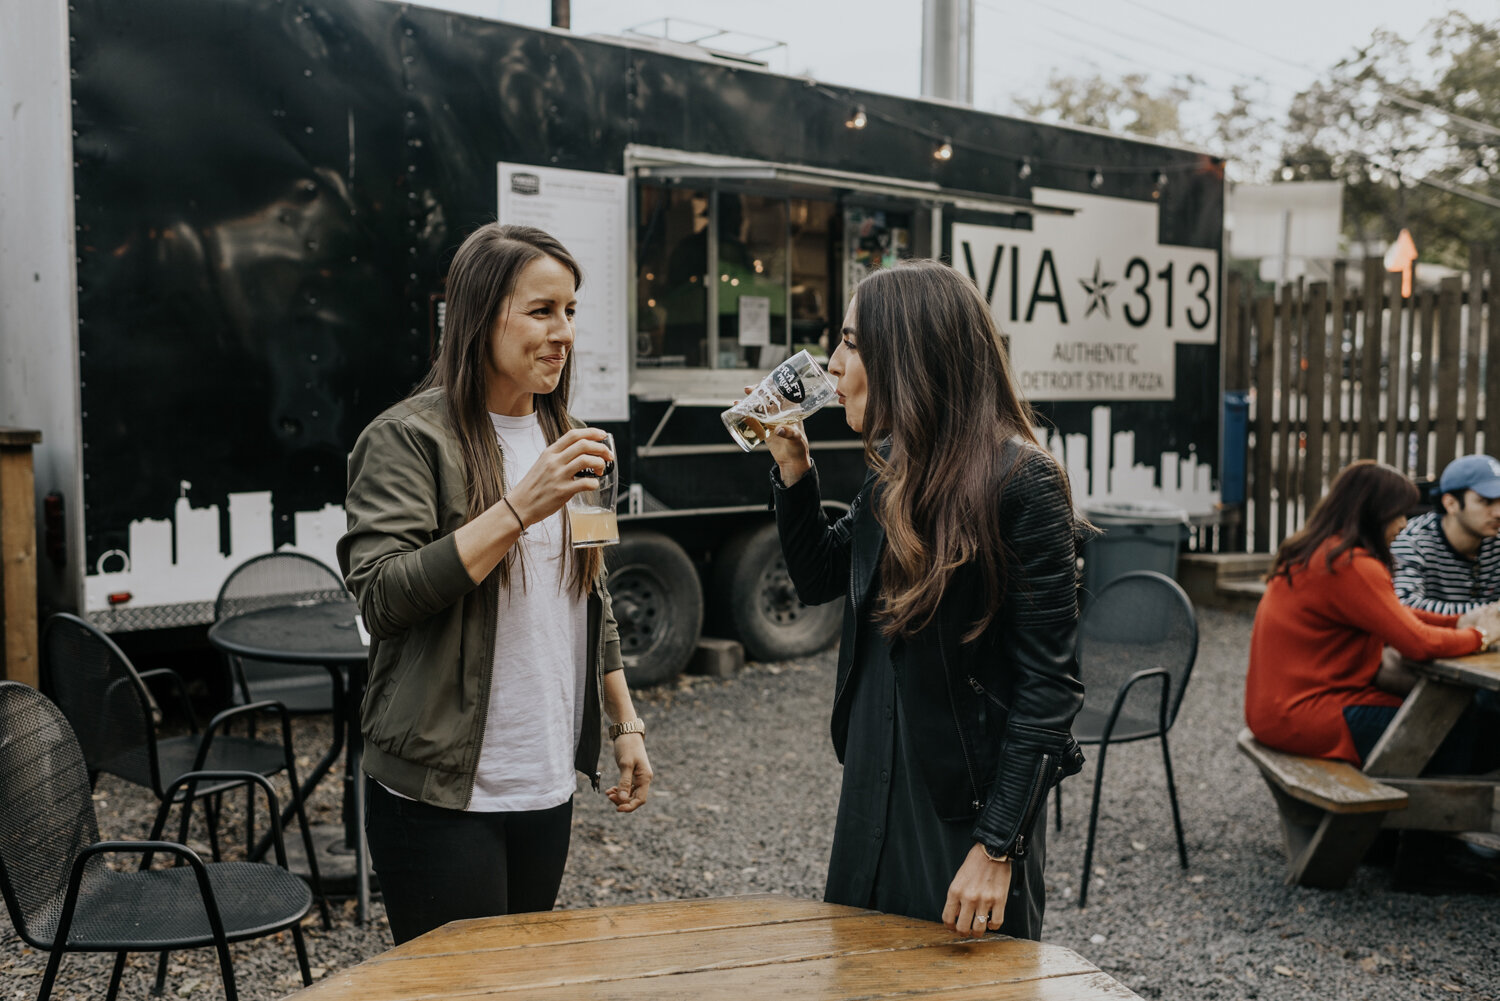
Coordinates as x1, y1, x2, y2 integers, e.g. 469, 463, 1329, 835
1, 0, 1225, 683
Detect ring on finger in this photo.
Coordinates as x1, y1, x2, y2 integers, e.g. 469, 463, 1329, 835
972, 914, 988, 926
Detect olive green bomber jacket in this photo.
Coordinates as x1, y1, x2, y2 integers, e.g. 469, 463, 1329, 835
337, 388, 624, 810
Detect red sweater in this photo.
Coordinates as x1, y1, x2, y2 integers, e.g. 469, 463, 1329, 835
1245, 539, 1482, 763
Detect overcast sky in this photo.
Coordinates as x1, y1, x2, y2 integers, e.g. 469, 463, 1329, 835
409, 0, 1494, 128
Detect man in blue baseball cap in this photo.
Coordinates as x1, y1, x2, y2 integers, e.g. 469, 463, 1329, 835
1389, 455, 1500, 887
1392, 454, 1500, 616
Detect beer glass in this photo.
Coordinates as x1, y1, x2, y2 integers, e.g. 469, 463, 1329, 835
721, 349, 839, 451
567, 432, 619, 548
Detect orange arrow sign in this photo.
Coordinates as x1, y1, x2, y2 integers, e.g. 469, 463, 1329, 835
1384, 228, 1418, 298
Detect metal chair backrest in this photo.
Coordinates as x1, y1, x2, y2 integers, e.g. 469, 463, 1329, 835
0, 681, 102, 946
215, 553, 348, 710
214, 552, 348, 620
41, 613, 162, 793
1075, 570, 1199, 733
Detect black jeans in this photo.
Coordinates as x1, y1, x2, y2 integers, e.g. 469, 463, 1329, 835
1344, 690, 1500, 775
365, 779, 574, 945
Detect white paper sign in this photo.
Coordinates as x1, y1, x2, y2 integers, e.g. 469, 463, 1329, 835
498, 163, 630, 421
951, 188, 1218, 401
737, 295, 771, 347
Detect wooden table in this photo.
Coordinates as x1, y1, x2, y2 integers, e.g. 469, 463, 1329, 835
1361, 652, 1500, 836
284, 895, 1140, 1000
1242, 651, 1500, 888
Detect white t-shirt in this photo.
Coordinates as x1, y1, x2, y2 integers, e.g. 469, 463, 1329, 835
465, 412, 589, 811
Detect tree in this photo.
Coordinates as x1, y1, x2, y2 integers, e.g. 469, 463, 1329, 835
1282, 12, 1500, 266
1013, 71, 1194, 146
1011, 71, 1280, 182
1009, 12, 1500, 268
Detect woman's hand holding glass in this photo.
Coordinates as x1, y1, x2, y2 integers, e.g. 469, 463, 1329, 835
1458, 602, 1500, 649
743, 386, 812, 487
505, 427, 614, 528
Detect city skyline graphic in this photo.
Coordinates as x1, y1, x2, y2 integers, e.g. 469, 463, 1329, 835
84, 481, 345, 614
1045, 406, 1218, 515
84, 405, 1216, 617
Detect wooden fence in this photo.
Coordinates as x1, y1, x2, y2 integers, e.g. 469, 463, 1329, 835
1222, 249, 1500, 554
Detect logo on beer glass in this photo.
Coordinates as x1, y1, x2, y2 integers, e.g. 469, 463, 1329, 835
772, 362, 806, 403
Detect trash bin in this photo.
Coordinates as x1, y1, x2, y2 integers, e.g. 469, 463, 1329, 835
1080, 499, 1189, 602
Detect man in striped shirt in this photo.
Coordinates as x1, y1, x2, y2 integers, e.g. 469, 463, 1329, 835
1392, 454, 1500, 615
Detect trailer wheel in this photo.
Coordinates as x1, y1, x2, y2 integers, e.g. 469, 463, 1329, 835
605, 530, 703, 686
715, 522, 843, 662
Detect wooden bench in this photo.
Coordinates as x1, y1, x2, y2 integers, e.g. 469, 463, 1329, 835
1237, 728, 1408, 888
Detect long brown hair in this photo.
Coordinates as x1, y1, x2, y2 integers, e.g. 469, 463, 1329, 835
853, 259, 1060, 642
412, 223, 602, 596
1268, 459, 1416, 584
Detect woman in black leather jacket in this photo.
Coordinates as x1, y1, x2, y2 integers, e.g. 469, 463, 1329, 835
767, 260, 1084, 940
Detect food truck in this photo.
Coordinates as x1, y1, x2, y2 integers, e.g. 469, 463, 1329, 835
1, 0, 1225, 683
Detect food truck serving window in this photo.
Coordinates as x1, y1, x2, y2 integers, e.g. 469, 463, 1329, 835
636, 183, 838, 371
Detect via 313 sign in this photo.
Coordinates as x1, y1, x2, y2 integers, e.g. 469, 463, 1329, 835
952, 189, 1218, 401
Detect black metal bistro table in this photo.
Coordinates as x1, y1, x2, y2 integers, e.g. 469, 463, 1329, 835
207, 598, 376, 922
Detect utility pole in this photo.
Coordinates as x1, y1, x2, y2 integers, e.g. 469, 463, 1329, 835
551, 0, 569, 30
921, 0, 973, 105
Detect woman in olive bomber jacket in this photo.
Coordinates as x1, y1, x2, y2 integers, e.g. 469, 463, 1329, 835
339, 224, 651, 945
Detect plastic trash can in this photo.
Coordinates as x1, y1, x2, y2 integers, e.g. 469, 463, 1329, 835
1080, 499, 1189, 602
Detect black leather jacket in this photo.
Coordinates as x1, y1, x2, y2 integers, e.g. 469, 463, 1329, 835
773, 440, 1085, 859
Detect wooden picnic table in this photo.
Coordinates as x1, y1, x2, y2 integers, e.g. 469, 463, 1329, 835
283, 894, 1141, 1000
1241, 651, 1500, 888
1363, 652, 1500, 835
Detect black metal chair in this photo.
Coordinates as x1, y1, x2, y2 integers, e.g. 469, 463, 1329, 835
215, 552, 349, 715
1063, 570, 1198, 907
39, 613, 331, 930
0, 680, 313, 1001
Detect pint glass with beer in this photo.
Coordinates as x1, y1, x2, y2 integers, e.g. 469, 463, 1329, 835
567, 432, 619, 548
721, 350, 838, 451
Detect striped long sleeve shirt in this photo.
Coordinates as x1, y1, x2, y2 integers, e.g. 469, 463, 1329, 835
1391, 510, 1500, 615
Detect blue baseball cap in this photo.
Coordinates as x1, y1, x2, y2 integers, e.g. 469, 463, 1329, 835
1439, 454, 1500, 499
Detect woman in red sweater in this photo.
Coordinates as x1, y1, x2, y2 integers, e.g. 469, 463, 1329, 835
1246, 460, 1500, 769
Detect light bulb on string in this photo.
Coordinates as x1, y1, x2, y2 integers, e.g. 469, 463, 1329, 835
1018, 158, 1033, 180
1089, 168, 1103, 189
1368, 166, 1384, 183
1280, 164, 1295, 181
846, 105, 867, 130
934, 139, 953, 161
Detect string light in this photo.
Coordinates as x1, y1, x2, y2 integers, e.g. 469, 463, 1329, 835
806, 83, 1217, 188
1280, 163, 1295, 181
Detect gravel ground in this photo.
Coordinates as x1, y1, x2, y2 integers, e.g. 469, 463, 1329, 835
5, 605, 1499, 1000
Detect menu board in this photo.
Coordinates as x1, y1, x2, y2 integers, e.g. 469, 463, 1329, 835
498, 163, 629, 421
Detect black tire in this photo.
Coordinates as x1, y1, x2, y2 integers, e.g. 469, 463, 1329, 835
714, 521, 843, 662
605, 530, 704, 686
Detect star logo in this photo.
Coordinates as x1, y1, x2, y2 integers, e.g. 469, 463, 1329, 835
1079, 259, 1116, 319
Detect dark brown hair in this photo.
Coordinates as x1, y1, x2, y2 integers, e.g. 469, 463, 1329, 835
1268, 459, 1416, 583
852, 259, 1062, 642
412, 223, 602, 596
